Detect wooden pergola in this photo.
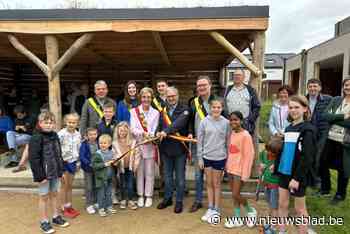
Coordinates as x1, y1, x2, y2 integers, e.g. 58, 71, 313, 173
0, 6, 269, 129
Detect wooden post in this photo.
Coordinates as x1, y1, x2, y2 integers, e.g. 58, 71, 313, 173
45, 35, 62, 130
210, 31, 261, 76
251, 31, 266, 177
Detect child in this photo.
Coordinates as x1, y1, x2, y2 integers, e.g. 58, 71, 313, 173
224, 111, 256, 229
276, 95, 317, 234
258, 136, 283, 233
5, 105, 33, 168
79, 127, 99, 214
197, 98, 231, 224
112, 122, 140, 210
58, 113, 81, 218
28, 111, 69, 234
97, 102, 118, 137
92, 134, 117, 217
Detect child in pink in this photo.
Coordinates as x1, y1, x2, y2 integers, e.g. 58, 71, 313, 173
224, 111, 256, 229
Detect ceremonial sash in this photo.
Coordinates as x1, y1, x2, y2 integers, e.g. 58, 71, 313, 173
163, 107, 192, 160
88, 97, 104, 119
152, 97, 164, 113
134, 106, 159, 163
194, 97, 206, 120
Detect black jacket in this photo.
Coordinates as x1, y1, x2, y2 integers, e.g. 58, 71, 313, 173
158, 103, 190, 157
29, 130, 64, 182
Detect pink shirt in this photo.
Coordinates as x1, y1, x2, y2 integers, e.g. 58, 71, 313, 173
225, 129, 255, 181
130, 105, 159, 159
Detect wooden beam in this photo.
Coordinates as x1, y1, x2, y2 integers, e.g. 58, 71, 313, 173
152, 32, 170, 66
0, 18, 268, 34
210, 31, 261, 76
45, 35, 62, 130
51, 33, 93, 77
8, 34, 49, 77
251, 31, 265, 97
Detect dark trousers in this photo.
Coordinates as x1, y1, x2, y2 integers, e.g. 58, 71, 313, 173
163, 153, 186, 203
320, 139, 349, 197
120, 168, 135, 201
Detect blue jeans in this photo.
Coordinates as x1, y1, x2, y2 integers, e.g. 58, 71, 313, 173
163, 153, 186, 203
120, 169, 135, 201
192, 144, 204, 203
97, 179, 112, 209
6, 131, 31, 162
83, 171, 96, 207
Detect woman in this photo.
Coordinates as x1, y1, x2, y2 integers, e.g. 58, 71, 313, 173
117, 81, 139, 123
130, 87, 159, 208
320, 78, 350, 204
268, 85, 293, 137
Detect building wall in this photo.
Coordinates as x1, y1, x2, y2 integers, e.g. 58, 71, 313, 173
284, 55, 301, 84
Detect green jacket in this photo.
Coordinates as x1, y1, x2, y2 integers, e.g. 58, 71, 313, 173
323, 96, 350, 177
258, 150, 279, 185
92, 152, 109, 189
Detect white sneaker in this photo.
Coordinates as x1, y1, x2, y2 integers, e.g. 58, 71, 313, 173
145, 197, 153, 207
224, 216, 244, 228
201, 209, 214, 222
207, 211, 221, 225
137, 197, 144, 207
86, 205, 96, 214
128, 200, 138, 210
107, 206, 117, 214
98, 209, 107, 217
120, 200, 127, 209
112, 196, 119, 205
246, 207, 257, 228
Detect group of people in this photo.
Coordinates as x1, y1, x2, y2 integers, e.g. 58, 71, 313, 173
0, 68, 348, 234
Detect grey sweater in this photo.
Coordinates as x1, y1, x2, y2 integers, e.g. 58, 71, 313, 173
197, 115, 231, 163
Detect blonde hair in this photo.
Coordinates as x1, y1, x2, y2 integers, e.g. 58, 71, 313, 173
113, 122, 134, 147
63, 113, 80, 123
99, 134, 112, 144
139, 87, 154, 99
38, 111, 55, 122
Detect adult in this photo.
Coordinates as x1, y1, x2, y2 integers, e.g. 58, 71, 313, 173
80, 80, 115, 136
4, 87, 22, 119
130, 87, 159, 208
188, 75, 216, 213
268, 85, 293, 137
319, 78, 350, 204
152, 79, 168, 112
156, 87, 190, 213
224, 69, 261, 136
72, 83, 90, 115
116, 81, 139, 123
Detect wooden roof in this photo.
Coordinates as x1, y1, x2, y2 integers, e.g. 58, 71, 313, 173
0, 6, 269, 71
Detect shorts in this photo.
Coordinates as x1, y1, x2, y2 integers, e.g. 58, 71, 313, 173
63, 161, 77, 174
227, 173, 241, 181
203, 158, 226, 171
38, 178, 60, 195
265, 187, 279, 209
278, 175, 306, 197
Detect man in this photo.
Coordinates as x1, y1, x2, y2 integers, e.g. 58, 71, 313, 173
306, 79, 332, 191
157, 86, 190, 213
72, 83, 90, 115
152, 80, 168, 112
80, 80, 115, 136
188, 75, 216, 213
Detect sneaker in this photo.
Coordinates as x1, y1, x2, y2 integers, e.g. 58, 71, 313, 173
137, 196, 144, 207
201, 208, 215, 222
98, 209, 107, 217
68, 207, 80, 217
313, 190, 331, 197
330, 194, 345, 205
52, 215, 69, 228
63, 207, 77, 219
120, 200, 127, 209
93, 203, 99, 210
246, 207, 257, 228
86, 205, 96, 214
5, 161, 18, 168
112, 196, 120, 205
145, 197, 153, 207
107, 206, 117, 214
224, 216, 244, 228
207, 210, 221, 225
128, 200, 138, 210
40, 221, 55, 234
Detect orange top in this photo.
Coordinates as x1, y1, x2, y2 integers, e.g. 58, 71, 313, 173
225, 130, 255, 181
